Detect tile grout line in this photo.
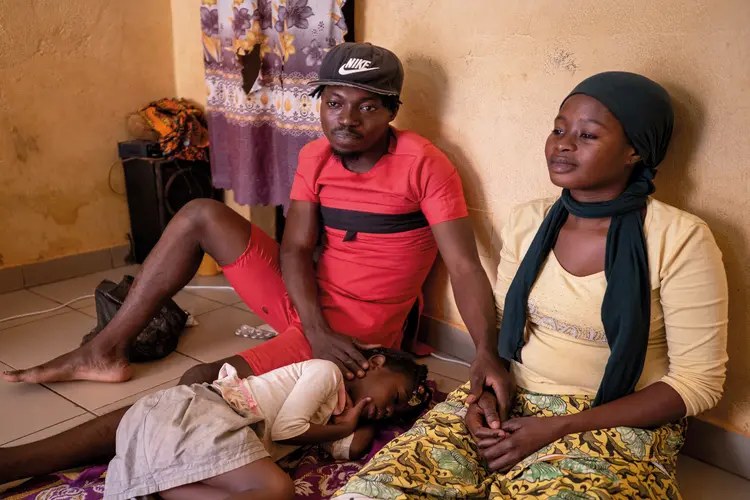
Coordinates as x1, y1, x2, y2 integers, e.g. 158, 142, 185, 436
174, 350, 207, 364
0, 412, 97, 447
3, 300, 246, 416
24, 287, 68, 305
91, 377, 182, 416
40, 383, 94, 415
178, 290, 228, 307
0, 373, 93, 445
21, 263, 142, 304
229, 303, 252, 312
181, 301, 247, 323
179, 288, 209, 300
0, 306, 81, 334
179, 289, 245, 307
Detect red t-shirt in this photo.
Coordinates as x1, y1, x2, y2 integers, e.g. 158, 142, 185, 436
289, 129, 468, 349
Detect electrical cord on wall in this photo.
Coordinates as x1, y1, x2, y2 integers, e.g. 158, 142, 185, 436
108, 157, 140, 196
0, 287, 474, 368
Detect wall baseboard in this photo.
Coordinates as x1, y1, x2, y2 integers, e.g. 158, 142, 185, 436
420, 315, 476, 363
682, 417, 750, 480
418, 315, 750, 480
0, 266, 24, 294
0, 244, 133, 293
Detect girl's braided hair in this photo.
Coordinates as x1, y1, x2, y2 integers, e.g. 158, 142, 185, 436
360, 347, 432, 419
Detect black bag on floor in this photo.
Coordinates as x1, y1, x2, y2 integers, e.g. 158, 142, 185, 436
81, 275, 188, 362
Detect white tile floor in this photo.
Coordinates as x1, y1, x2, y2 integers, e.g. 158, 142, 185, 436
0, 266, 748, 498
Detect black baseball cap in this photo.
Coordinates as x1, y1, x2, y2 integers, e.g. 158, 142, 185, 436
309, 42, 404, 97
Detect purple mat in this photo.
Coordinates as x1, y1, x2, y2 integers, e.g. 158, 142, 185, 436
1, 385, 446, 500
0, 465, 108, 500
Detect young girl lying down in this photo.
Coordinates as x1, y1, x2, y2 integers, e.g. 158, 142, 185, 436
104, 348, 429, 500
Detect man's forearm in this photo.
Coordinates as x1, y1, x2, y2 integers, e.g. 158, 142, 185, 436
280, 248, 330, 334
450, 266, 498, 355
558, 382, 687, 436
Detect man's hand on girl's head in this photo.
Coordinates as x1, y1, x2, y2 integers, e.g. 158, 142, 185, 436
308, 328, 372, 380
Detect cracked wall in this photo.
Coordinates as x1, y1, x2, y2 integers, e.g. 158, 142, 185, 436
0, 0, 175, 266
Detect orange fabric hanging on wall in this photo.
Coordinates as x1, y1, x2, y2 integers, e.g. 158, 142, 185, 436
138, 98, 210, 161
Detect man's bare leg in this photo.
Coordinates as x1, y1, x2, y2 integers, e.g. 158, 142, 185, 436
2, 200, 252, 384
0, 355, 253, 484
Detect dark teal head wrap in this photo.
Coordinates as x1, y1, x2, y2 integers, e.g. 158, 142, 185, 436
567, 71, 674, 169
498, 72, 674, 405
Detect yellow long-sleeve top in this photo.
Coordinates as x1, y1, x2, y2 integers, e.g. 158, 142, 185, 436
496, 197, 729, 416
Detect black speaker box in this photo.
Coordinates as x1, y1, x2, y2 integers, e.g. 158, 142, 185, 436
121, 154, 220, 263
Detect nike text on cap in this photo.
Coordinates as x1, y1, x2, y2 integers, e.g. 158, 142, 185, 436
309, 42, 404, 97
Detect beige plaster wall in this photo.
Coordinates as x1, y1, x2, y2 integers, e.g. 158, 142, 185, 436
0, 0, 176, 268
171, 0, 207, 108
356, 0, 750, 435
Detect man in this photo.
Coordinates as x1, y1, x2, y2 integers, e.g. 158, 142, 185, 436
0, 43, 511, 482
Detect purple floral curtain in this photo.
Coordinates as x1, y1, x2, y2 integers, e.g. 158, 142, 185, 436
200, 0, 349, 208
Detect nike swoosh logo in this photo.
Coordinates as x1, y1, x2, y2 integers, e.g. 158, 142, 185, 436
338, 66, 380, 76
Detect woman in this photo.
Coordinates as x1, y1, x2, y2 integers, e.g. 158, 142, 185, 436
332, 72, 729, 499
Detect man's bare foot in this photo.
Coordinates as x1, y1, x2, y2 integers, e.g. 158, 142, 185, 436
1, 346, 132, 384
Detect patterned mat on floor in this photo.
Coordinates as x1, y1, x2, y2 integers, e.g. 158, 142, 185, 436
0, 383, 446, 500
